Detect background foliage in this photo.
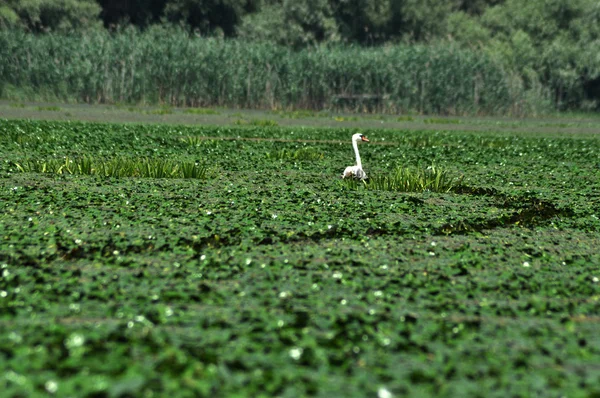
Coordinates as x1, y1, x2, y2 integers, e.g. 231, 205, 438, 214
0, 27, 535, 115
0, 0, 599, 113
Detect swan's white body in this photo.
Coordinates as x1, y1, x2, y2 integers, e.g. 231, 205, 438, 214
342, 133, 369, 180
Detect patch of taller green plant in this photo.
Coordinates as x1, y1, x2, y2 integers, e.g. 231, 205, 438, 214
13, 156, 208, 179
346, 165, 463, 193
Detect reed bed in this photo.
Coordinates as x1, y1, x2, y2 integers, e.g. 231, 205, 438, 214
0, 27, 535, 115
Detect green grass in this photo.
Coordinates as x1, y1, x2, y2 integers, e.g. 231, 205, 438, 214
423, 117, 460, 124
235, 118, 279, 127
147, 106, 174, 115
13, 156, 209, 179
274, 109, 324, 119
183, 108, 221, 115
266, 147, 325, 161
1, 117, 600, 397
36, 105, 61, 112
345, 165, 463, 192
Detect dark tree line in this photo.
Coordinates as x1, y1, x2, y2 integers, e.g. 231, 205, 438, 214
1, 0, 506, 44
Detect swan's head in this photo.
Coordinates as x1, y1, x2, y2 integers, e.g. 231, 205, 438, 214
352, 133, 369, 143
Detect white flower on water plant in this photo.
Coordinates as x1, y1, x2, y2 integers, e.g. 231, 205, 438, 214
378, 387, 393, 398
289, 347, 303, 360
271, 214, 278, 219
523, 261, 530, 267
45, 380, 58, 394
65, 333, 85, 349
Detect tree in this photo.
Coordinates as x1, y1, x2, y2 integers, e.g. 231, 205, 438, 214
332, 0, 392, 44
447, 0, 600, 109
0, 0, 101, 32
237, 0, 339, 47
164, 0, 253, 37
96, 0, 167, 29
386, 0, 462, 42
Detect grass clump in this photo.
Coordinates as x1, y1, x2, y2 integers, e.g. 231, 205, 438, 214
235, 118, 279, 127
36, 106, 61, 112
346, 165, 462, 193
423, 118, 460, 124
275, 110, 321, 119
180, 136, 224, 148
184, 108, 220, 115
333, 116, 359, 122
147, 107, 173, 115
266, 147, 324, 161
14, 156, 208, 179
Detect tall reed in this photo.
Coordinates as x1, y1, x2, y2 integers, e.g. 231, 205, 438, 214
0, 26, 540, 115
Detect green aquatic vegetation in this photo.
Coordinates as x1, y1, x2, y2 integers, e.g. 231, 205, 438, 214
183, 108, 220, 115
266, 147, 324, 161
423, 117, 460, 124
180, 161, 209, 179
333, 116, 359, 122
1, 118, 600, 397
235, 118, 279, 127
36, 106, 61, 111
147, 106, 173, 115
346, 165, 463, 192
13, 156, 209, 179
275, 109, 322, 118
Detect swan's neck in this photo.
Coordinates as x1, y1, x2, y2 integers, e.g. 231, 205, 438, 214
353, 139, 362, 168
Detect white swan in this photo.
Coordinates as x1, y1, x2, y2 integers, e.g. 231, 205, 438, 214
342, 133, 369, 180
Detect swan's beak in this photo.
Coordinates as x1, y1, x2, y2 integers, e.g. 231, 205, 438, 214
361, 136, 369, 142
